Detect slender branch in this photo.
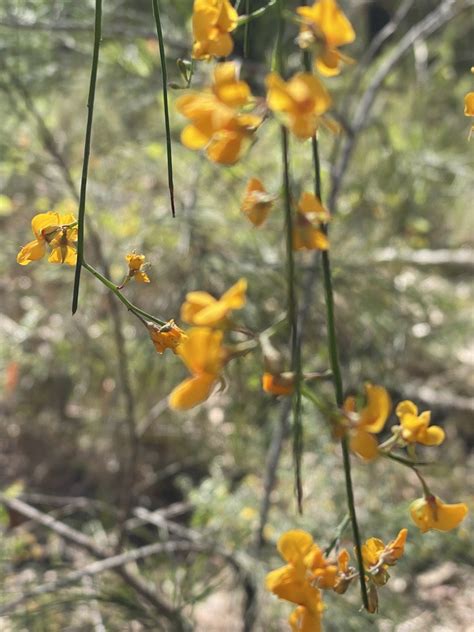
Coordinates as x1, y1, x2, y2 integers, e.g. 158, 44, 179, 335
237, 0, 277, 26
325, 513, 350, 556
72, 0, 102, 314
151, 0, 175, 217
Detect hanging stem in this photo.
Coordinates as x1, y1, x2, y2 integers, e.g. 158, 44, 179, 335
303, 52, 369, 611
82, 261, 166, 326
72, 0, 103, 314
151, 0, 175, 217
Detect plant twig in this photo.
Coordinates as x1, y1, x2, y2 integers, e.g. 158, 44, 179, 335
72, 0, 103, 314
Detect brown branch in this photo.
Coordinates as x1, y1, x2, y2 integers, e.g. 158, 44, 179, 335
0, 494, 189, 629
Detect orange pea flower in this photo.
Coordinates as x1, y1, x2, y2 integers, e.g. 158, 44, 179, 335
266, 72, 332, 139
410, 496, 469, 533
181, 278, 247, 327
262, 372, 295, 396
344, 383, 392, 460
266, 530, 329, 630
297, 0, 355, 77
17, 212, 77, 266
241, 178, 276, 227
394, 400, 445, 446
147, 319, 186, 354
169, 328, 225, 410
192, 0, 238, 60
293, 192, 330, 251
361, 529, 407, 586
176, 63, 261, 164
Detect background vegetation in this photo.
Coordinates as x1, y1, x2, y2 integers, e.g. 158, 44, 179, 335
0, 0, 473, 630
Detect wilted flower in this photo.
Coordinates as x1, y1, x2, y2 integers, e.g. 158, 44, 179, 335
262, 371, 295, 396
266, 72, 332, 139
410, 496, 468, 533
181, 278, 247, 327
241, 178, 276, 227
169, 327, 225, 410
17, 212, 77, 266
361, 529, 407, 586
119, 252, 150, 287
296, 0, 355, 76
147, 319, 186, 354
192, 0, 238, 60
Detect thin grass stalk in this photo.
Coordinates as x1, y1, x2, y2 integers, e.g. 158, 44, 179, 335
72, 0, 102, 314
243, 0, 250, 56
151, 0, 176, 217
273, 0, 304, 511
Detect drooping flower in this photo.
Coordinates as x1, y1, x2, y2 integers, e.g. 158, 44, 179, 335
293, 192, 330, 251
266, 72, 332, 139
288, 604, 323, 632
464, 91, 474, 139
241, 178, 276, 227
17, 212, 77, 266
147, 319, 186, 354
120, 252, 150, 287
344, 383, 392, 460
296, 0, 355, 77
192, 0, 238, 60
169, 327, 225, 410
180, 278, 247, 327
176, 63, 261, 164
333, 548, 354, 594
410, 496, 469, 533
393, 400, 445, 446
361, 529, 407, 586
266, 530, 327, 630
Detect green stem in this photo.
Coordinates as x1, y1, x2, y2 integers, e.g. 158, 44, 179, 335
72, 0, 102, 315
82, 261, 166, 326
238, 0, 277, 26
243, 0, 250, 57
325, 513, 350, 556
151, 0, 175, 217
305, 56, 369, 608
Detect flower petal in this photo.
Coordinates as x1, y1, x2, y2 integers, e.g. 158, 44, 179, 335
169, 373, 217, 410
17, 239, 45, 265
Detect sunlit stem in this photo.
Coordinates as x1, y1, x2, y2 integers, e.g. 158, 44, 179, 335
72, 0, 102, 314
83, 261, 166, 326
151, 0, 176, 217
238, 0, 277, 26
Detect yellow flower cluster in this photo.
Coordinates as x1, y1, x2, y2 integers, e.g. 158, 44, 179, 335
192, 0, 238, 60
176, 63, 261, 165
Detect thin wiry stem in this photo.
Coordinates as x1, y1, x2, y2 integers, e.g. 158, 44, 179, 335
151, 0, 175, 217
301, 46, 370, 610
72, 0, 102, 314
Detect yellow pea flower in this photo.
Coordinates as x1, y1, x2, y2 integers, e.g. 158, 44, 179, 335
181, 278, 247, 327
289, 605, 323, 632
265, 530, 325, 629
333, 548, 354, 594
119, 252, 150, 287
17, 212, 77, 266
297, 0, 355, 77
293, 192, 330, 251
169, 327, 225, 410
464, 92, 474, 139
176, 63, 262, 165
192, 0, 238, 60
394, 400, 445, 446
344, 383, 392, 460
147, 319, 186, 354
410, 496, 469, 533
266, 72, 332, 139
361, 529, 407, 586
241, 178, 276, 227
